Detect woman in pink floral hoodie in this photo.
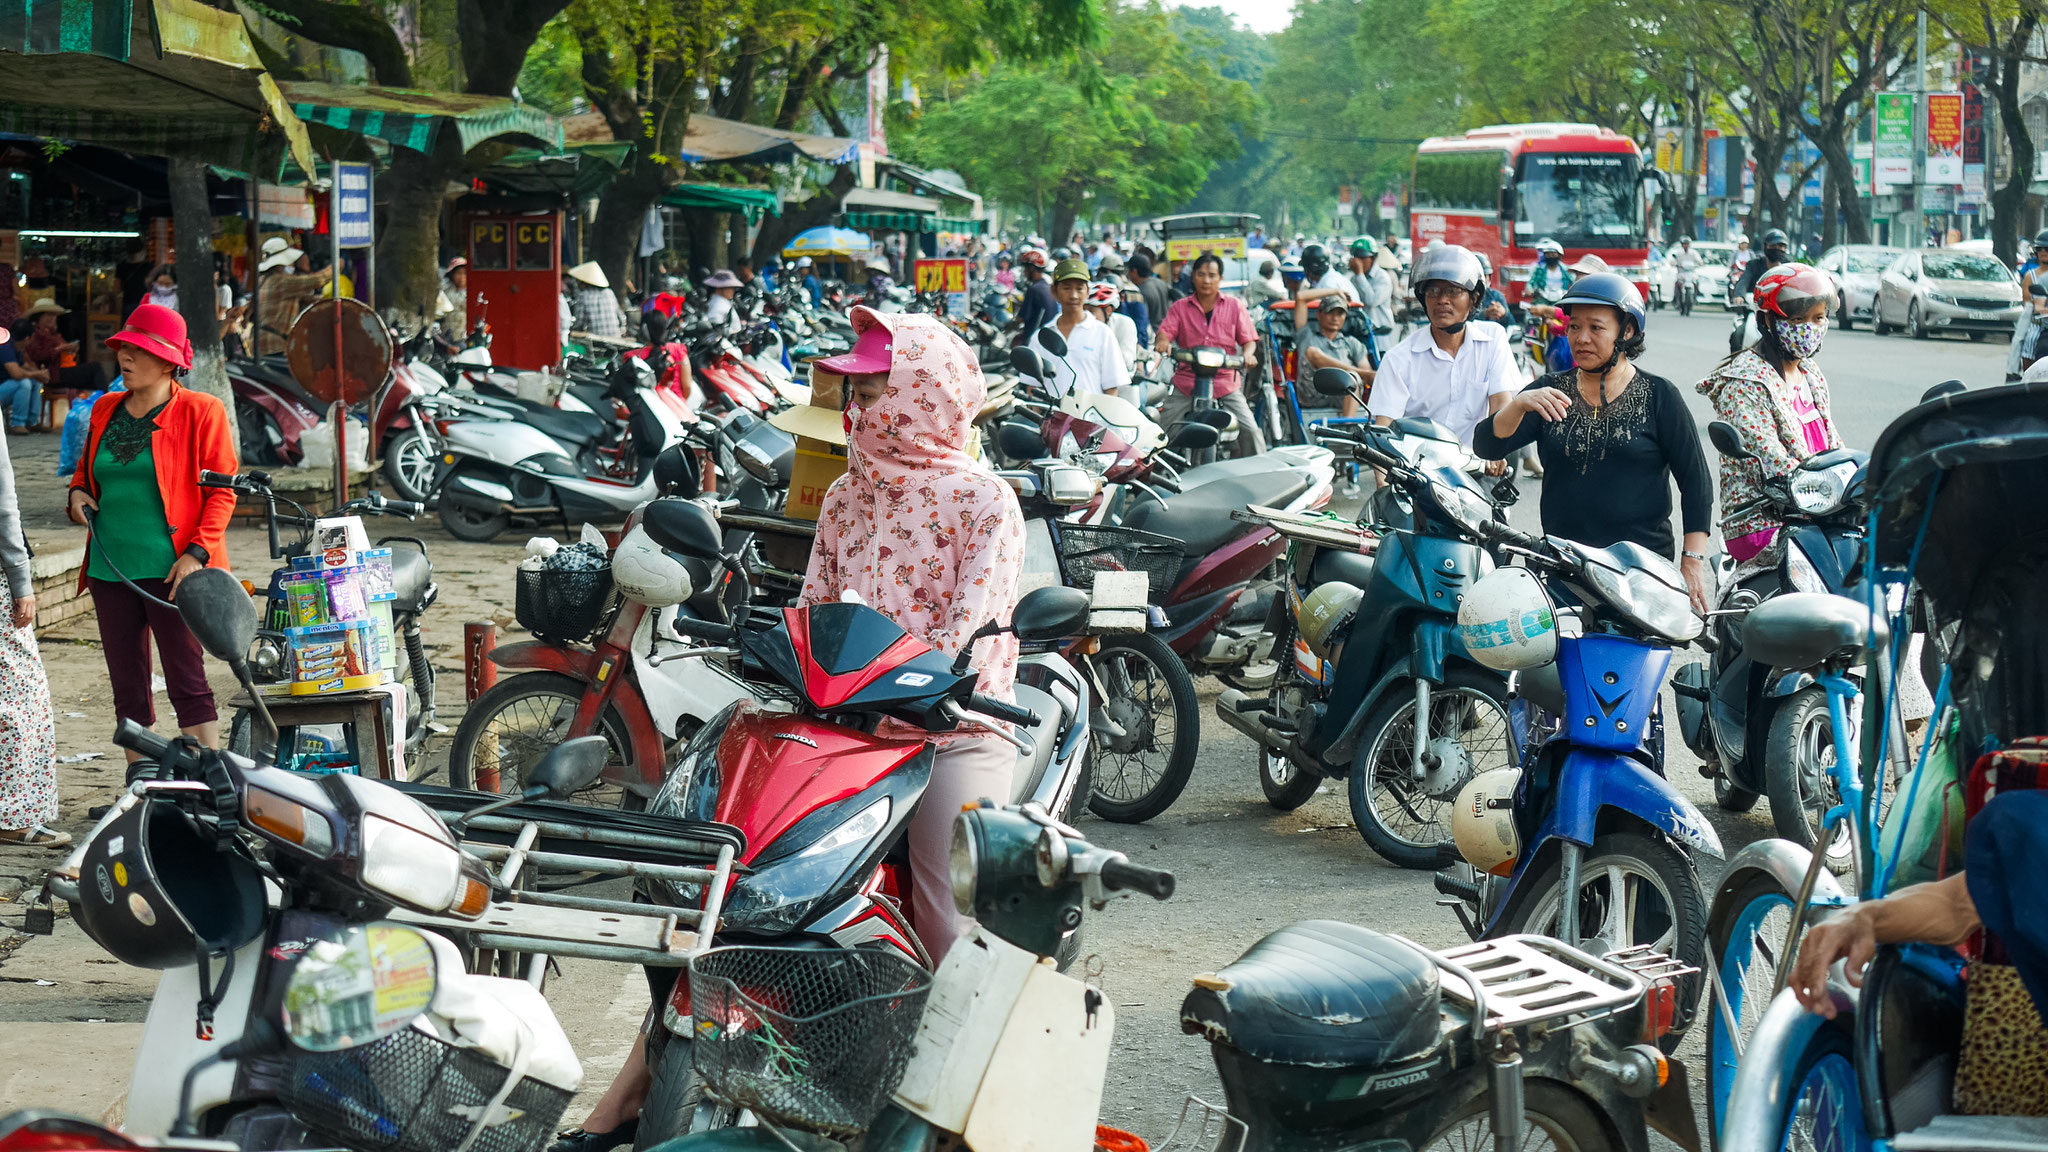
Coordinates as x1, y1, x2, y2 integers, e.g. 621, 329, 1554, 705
803, 306, 1026, 961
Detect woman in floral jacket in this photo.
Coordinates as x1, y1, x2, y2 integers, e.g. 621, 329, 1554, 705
1697, 263, 1842, 576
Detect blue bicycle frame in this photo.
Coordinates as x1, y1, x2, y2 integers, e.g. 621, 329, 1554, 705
1261, 310, 1382, 446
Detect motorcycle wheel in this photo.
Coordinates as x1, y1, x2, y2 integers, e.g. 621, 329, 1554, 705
1705, 869, 1802, 1145
446, 671, 647, 810
1261, 750, 1321, 811
1085, 633, 1200, 824
636, 1026, 741, 1151
1416, 1078, 1617, 1151
1764, 687, 1870, 874
382, 428, 437, 502
1348, 670, 1510, 870
438, 491, 512, 542
1499, 830, 1707, 1049
1771, 1026, 1866, 1152
1714, 773, 1761, 812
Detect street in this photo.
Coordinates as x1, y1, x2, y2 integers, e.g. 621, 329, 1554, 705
0, 309, 2012, 1141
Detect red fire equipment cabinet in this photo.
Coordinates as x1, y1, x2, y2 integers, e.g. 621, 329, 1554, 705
462, 210, 562, 370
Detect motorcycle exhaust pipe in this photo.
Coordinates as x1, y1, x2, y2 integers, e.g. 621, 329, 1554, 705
1214, 689, 1289, 751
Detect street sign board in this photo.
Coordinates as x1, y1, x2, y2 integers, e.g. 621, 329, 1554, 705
914, 258, 969, 316
1927, 92, 1964, 184
333, 162, 374, 248
1875, 93, 1915, 188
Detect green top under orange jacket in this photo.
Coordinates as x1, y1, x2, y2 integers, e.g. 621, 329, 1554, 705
68, 385, 239, 589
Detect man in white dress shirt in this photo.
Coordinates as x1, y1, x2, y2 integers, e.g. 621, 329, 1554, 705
1367, 244, 1518, 473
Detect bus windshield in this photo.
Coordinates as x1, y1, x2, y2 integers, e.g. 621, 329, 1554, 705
1513, 153, 1644, 248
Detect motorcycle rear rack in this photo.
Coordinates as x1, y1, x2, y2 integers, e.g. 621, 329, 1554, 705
1149, 1096, 1248, 1152
1232, 503, 1377, 554
1423, 933, 1652, 1035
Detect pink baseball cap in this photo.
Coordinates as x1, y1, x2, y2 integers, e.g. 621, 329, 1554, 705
813, 321, 893, 376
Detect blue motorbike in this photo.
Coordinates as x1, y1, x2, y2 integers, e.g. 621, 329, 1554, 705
1438, 520, 1723, 1043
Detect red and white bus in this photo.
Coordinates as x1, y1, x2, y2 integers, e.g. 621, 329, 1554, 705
1408, 123, 1655, 307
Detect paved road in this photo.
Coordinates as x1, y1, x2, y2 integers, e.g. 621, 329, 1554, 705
0, 311, 2009, 1140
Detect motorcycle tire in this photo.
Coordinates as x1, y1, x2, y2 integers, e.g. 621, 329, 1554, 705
1418, 1078, 1619, 1151
1496, 830, 1707, 1050
381, 428, 437, 503
446, 671, 647, 811
1714, 773, 1761, 813
437, 490, 512, 542
1348, 669, 1510, 870
636, 1026, 739, 1151
1261, 749, 1321, 811
1766, 1020, 1863, 1152
1704, 869, 1803, 1148
1085, 633, 1200, 824
1764, 686, 1863, 874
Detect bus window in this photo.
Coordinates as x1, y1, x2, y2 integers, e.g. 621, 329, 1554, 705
1512, 153, 1643, 247
1413, 150, 1508, 213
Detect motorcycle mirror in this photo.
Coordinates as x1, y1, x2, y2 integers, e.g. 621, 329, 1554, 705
280, 922, 440, 1053
997, 420, 1048, 461
1035, 328, 1071, 359
1920, 379, 1967, 403
642, 498, 725, 560
1009, 346, 1045, 378
2032, 283, 2047, 298
176, 568, 259, 667
1167, 420, 1221, 452
526, 735, 610, 799
1310, 367, 1358, 397
1190, 409, 1232, 430
1013, 586, 1092, 642
1706, 420, 1751, 460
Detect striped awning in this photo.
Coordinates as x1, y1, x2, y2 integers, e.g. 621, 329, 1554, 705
666, 182, 780, 222
0, 0, 312, 174
842, 211, 985, 235
282, 81, 562, 156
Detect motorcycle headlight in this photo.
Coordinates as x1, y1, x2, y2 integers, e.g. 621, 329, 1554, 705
1785, 540, 1826, 594
1789, 462, 1855, 515
721, 798, 892, 934
360, 814, 464, 913
1193, 347, 1225, 369
1580, 557, 1702, 643
1057, 430, 1082, 460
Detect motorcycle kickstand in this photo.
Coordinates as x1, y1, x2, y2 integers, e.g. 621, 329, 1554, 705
1488, 1031, 1525, 1152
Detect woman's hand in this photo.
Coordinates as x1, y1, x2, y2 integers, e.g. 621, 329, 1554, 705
11, 596, 34, 630
1516, 387, 1573, 423
1681, 553, 1713, 615
166, 552, 205, 598
67, 489, 97, 525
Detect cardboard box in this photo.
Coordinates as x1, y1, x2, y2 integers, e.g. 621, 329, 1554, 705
784, 437, 848, 521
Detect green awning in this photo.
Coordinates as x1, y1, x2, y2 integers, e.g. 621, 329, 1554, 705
281, 81, 563, 156
666, 182, 779, 222
842, 211, 984, 234
0, 0, 313, 174
481, 141, 631, 199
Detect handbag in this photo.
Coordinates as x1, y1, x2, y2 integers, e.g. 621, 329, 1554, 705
1954, 962, 2048, 1116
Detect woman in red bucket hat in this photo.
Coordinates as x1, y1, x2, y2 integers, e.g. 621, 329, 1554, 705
65, 303, 239, 762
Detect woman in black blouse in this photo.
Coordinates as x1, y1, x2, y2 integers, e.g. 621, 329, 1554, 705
1473, 273, 1714, 613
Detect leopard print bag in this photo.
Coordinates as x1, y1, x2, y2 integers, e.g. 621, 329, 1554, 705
1954, 963, 2048, 1116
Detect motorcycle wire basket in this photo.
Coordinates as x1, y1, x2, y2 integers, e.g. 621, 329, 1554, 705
278, 1024, 572, 1152
688, 945, 933, 1136
1055, 522, 1186, 601
513, 563, 615, 644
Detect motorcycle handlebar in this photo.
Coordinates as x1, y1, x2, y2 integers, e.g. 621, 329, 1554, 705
672, 616, 740, 645
969, 693, 1040, 729
113, 718, 174, 761
1477, 518, 1543, 552
1101, 857, 1176, 901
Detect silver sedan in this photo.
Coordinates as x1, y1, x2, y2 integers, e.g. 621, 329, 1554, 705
1815, 244, 1905, 330
1873, 249, 2023, 340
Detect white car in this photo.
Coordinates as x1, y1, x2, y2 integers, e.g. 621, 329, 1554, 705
1654, 241, 1736, 309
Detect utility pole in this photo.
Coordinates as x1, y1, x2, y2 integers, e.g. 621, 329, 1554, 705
1913, 3, 1928, 247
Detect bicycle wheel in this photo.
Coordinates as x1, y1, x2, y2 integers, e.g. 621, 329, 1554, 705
1775, 1028, 1869, 1152
1348, 670, 1510, 869
1418, 1079, 1619, 1151
1706, 872, 1799, 1145
1085, 634, 1200, 824
445, 670, 646, 810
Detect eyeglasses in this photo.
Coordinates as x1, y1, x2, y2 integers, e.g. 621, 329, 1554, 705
1421, 284, 1470, 302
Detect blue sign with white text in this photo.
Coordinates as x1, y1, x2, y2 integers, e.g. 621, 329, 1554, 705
334, 162, 373, 248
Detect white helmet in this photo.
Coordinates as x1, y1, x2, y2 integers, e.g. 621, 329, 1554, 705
1057, 390, 1165, 455
1453, 769, 1522, 874
1457, 567, 1558, 671
610, 525, 695, 607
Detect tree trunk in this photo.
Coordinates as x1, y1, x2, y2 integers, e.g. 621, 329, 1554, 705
752, 166, 858, 267
1816, 131, 1870, 244
1681, 94, 1706, 234
1988, 19, 2038, 267
1049, 195, 1078, 255
592, 158, 673, 297
168, 156, 236, 456
374, 135, 460, 329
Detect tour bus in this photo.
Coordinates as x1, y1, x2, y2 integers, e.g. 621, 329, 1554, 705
1408, 123, 1657, 307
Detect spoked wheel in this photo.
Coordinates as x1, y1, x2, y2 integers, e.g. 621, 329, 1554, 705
1765, 688, 1876, 875
1706, 871, 1801, 1142
1499, 831, 1707, 1046
1418, 1079, 1618, 1151
1348, 670, 1510, 869
1086, 634, 1199, 823
1776, 1029, 1868, 1152
445, 670, 646, 810
1260, 749, 1321, 811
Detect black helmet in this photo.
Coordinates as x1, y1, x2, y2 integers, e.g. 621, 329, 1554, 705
652, 443, 700, 495
1555, 273, 1647, 340
1300, 244, 1331, 282
1762, 229, 1790, 251
2032, 228, 2048, 249
72, 796, 266, 971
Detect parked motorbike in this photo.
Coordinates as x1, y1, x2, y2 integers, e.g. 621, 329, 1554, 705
1673, 420, 1873, 871
1218, 378, 1515, 868
1436, 518, 1721, 1043
225, 355, 323, 468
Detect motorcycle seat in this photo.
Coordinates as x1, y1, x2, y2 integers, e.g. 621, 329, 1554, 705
518, 406, 609, 447
1180, 920, 1441, 1067
1173, 456, 1297, 488
1742, 592, 1887, 671
1310, 549, 1374, 590
1124, 473, 1310, 556
1005, 682, 1063, 805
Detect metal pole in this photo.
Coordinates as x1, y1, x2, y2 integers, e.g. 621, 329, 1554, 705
329, 164, 348, 508
1914, 4, 1928, 247
364, 165, 376, 312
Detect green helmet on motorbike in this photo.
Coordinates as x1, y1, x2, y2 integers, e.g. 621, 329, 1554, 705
1349, 236, 1378, 259
1299, 582, 1364, 660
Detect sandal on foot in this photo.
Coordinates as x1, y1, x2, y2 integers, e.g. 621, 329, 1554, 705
550, 1119, 638, 1152
0, 825, 73, 848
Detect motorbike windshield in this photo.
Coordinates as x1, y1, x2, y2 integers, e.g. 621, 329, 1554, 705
1569, 540, 1702, 643
1513, 153, 1645, 248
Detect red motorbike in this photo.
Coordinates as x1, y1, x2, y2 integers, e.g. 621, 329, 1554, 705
621, 499, 1093, 1148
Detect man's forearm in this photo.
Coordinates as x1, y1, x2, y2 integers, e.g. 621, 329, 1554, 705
1868, 873, 1978, 947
